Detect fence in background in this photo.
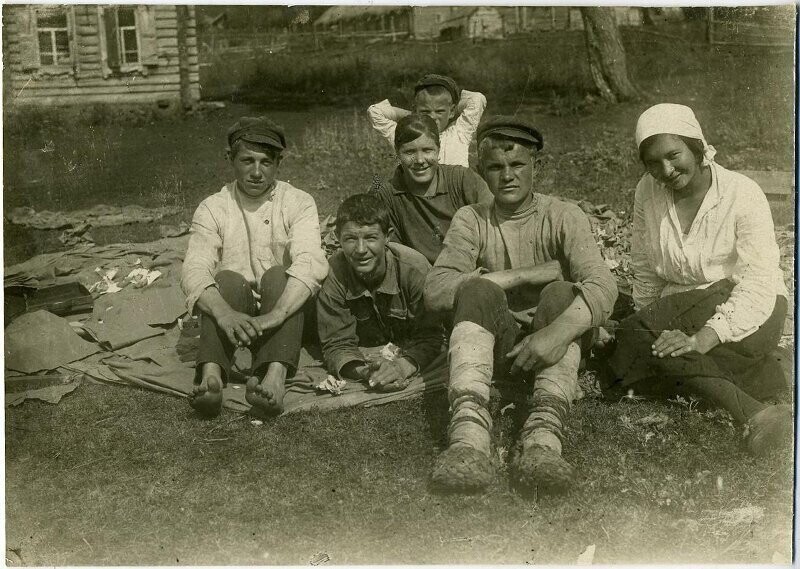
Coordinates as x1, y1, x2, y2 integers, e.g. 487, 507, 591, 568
198, 9, 795, 63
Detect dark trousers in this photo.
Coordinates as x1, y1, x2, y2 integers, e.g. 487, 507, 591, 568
609, 280, 788, 401
452, 279, 590, 380
195, 268, 306, 382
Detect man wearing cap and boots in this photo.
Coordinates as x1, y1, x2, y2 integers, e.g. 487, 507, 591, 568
424, 115, 617, 494
181, 117, 329, 418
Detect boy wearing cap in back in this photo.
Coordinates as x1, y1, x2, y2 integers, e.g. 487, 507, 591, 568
424, 115, 617, 496
316, 194, 445, 391
181, 116, 328, 418
367, 74, 486, 167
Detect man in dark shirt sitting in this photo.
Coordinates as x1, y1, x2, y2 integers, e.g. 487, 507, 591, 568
317, 194, 445, 391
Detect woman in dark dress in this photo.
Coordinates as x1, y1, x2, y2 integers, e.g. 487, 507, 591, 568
609, 103, 792, 456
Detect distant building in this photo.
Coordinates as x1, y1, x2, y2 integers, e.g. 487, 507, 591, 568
3, 4, 200, 108
438, 7, 505, 40
314, 6, 642, 40
567, 7, 644, 30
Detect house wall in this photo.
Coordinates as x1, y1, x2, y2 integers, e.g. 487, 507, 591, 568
411, 7, 450, 39
5, 4, 200, 107
567, 7, 643, 30
467, 8, 504, 39
522, 7, 569, 31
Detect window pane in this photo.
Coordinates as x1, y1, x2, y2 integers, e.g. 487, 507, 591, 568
117, 7, 136, 27
40, 53, 54, 65
55, 30, 69, 52
123, 28, 138, 51
37, 8, 67, 28
38, 31, 51, 53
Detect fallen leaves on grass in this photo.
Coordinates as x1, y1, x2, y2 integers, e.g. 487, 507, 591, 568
620, 412, 674, 447
668, 394, 700, 412
633, 413, 671, 429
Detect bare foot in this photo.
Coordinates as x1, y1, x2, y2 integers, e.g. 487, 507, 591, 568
246, 364, 286, 418
189, 373, 223, 418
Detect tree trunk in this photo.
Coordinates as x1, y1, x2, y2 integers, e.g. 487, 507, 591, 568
642, 8, 658, 27
580, 7, 641, 103
176, 5, 194, 111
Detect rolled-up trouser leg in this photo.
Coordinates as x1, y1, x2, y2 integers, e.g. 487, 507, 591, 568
252, 267, 305, 377
195, 270, 256, 383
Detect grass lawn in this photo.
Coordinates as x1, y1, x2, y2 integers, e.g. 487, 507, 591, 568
6, 383, 793, 565
4, 26, 795, 565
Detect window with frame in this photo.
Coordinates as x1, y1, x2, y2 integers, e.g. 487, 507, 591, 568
115, 7, 139, 65
36, 8, 70, 66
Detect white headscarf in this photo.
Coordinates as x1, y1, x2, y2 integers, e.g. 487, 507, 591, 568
635, 103, 717, 166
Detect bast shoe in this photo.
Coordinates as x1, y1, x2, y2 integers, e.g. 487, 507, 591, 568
510, 443, 576, 495
431, 445, 495, 494
744, 404, 793, 456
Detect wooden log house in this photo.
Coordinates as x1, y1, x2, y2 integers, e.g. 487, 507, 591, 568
3, 4, 201, 109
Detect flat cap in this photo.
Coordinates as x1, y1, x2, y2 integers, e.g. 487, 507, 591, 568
227, 116, 286, 150
414, 74, 460, 103
477, 115, 543, 151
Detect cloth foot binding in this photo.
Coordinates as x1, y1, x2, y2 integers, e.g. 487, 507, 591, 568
511, 342, 580, 494
432, 322, 495, 492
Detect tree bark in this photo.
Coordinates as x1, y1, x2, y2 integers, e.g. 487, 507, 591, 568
580, 7, 641, 103
176, 5, 194, 111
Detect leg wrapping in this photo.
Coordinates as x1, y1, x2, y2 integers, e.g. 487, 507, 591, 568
447, 321, 494, 405
448, 399, 493, 456
520, 342, 581, 453
432, 323, 496, 492
511, 343, 580, 494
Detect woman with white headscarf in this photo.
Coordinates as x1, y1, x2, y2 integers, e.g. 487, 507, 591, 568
608, 103, 791, 456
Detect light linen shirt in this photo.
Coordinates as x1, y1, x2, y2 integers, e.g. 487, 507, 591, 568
367, 89, 487, 167
425, 195, 618, 328
631, 162, 787, 343
181, 181, 329, 315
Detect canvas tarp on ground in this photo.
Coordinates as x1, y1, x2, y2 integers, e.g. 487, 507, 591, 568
3, 236, 447, 411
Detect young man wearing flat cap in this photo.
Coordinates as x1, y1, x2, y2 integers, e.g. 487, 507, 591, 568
368, 73, 487, 167
424, 115, 618, 494
181, 116, 328, 418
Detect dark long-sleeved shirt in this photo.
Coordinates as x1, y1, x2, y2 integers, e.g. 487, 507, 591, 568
370, 164, 493, 264
424, 194, 618, 327
317, 242, 445, 378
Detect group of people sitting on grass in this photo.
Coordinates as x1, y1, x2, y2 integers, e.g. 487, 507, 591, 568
180, 73, 792, 495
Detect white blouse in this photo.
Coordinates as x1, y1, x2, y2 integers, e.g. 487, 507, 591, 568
631, 162, 787, 343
